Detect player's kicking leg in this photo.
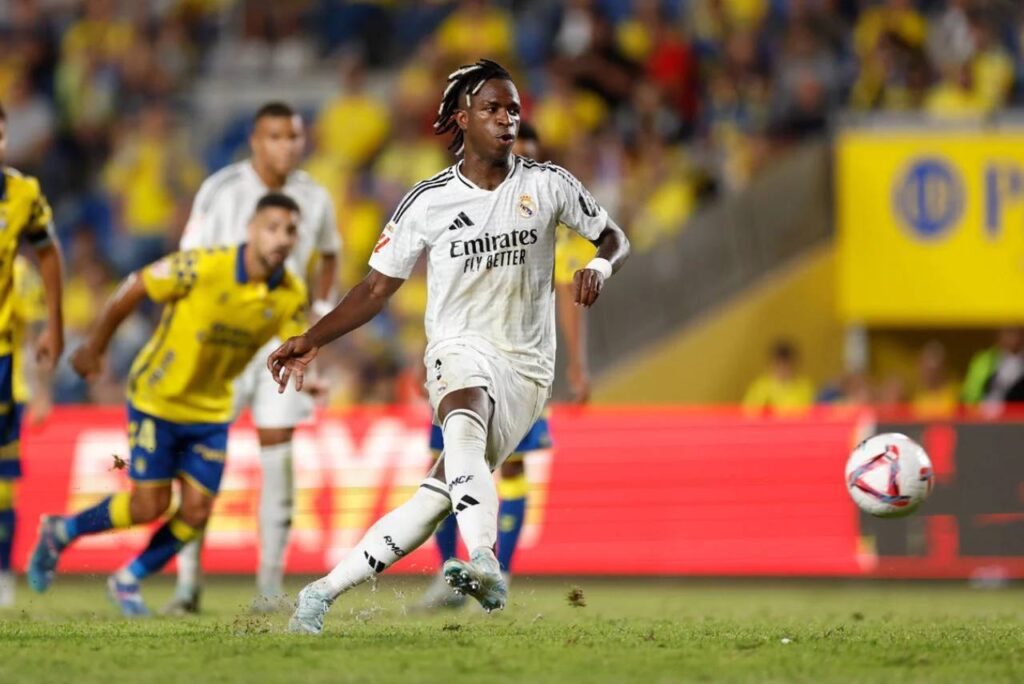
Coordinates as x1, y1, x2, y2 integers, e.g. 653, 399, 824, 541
30, 406, 226, 617
28, 483, 172, 615
105, 479, 213, 617
416, 425, 466, 611
291, 387, 504, 633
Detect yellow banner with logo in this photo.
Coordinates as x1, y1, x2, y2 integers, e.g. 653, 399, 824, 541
837, 129, 1024, 324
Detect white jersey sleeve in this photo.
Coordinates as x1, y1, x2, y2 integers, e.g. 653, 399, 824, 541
314, 189, 341, 255
549, 164, 607, 242
367, 189, 430, 280
180, 168, 238, 250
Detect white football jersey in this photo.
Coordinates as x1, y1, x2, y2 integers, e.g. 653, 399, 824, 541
369, 156, 607, 386
180, 160, 340, 278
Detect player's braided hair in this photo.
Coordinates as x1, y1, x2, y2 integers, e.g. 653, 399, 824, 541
434, 58, 513, 156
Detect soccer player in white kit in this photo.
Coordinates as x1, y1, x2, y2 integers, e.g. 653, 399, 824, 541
166, 102, 340, 613
270, 59, 630, 634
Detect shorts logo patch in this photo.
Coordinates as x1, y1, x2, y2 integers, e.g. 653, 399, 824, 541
193, 444, 226, 463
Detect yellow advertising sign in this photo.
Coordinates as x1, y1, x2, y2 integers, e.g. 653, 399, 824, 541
837, 130, 1024, 324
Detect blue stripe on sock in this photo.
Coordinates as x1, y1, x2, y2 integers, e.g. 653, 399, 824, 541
497, 497, 526, 572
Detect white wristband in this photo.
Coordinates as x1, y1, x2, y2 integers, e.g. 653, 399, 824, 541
585, 258, 613, 279
311, 299, 334, 318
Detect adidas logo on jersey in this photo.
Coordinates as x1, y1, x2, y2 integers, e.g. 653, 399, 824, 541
446, 211, 475, 231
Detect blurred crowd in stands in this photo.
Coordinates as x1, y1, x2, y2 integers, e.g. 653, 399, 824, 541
744, 329, 1024, 419
2, 0, 1024, 407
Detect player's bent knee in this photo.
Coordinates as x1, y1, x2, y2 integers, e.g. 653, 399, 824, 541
500, 458, 524, 478
177, 504, 212, 530
130, 487, 173, 523
257, 427, 293, 447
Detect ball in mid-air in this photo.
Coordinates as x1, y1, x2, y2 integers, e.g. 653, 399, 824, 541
845, 433, 934, 518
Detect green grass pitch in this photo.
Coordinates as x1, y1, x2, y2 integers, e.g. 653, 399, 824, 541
1, 575, 1022, 683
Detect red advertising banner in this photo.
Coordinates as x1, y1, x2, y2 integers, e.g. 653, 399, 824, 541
11, 407, 1024, 578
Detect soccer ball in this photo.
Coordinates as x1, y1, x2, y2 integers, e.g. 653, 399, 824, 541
845, 433, 934, 518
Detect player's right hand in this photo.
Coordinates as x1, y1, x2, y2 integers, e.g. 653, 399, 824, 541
70, 344, 102, 380
268, 334, 319, 393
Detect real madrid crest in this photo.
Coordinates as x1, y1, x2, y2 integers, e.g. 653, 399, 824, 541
518, 194, 536, 218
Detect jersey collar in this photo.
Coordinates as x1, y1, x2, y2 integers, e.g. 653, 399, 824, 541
236, 243, 285, 290
244, 160, 294, 191
455, 156, 519, 191
0, 169, 6, 201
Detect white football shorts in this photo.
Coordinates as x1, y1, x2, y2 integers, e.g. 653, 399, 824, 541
425, 342, 549, 471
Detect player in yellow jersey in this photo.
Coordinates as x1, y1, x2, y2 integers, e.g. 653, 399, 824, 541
0, 103, 65, 608
418, 123, 592, 609
27, 193, 307, 616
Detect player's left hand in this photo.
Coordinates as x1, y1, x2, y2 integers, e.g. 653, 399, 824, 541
268, 334, 319, 393
573, 268, 604, 308
35, 325, 63, 371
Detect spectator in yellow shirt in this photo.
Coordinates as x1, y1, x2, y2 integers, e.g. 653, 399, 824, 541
743, 340, 816, 416
435, 0, 515, 67
316, 54, 391, 171
103, 103, 203, 274
911, 340, 959, 419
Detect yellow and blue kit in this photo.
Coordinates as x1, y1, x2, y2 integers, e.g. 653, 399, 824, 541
0, 169, 55, 480
0, 257, 48, 480
0, 168, 55, 572
125, 244, 307, 496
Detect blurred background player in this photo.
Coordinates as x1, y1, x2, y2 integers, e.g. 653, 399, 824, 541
418, 121, 593, 610
275, 59, 629, 634
0, 103, 64, 608
26, 194, 307, 617
169, 102, 340, 614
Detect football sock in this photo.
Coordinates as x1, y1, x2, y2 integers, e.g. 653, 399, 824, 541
64, 491, 133, 541
257, 442, 294, 597
315, 480, 450, 599
125, 515, 201, 581
496, 473, 528, 572
442, 410, 498, 552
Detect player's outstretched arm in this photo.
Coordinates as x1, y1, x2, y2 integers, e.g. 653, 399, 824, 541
556, 282, 590, 404
70, 272, 147, 380
574, 218, 630, 308
268, 268, 404, 393
34, 242, 64, 370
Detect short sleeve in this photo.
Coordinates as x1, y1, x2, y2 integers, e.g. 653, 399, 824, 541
179, 178, 221, 250
315, 191, 342, 254
141, 251, 199, 303
23, 180, 55, 250
12, 258, 46, 325
550, 165, 607, 242
367, 192, 429, 280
